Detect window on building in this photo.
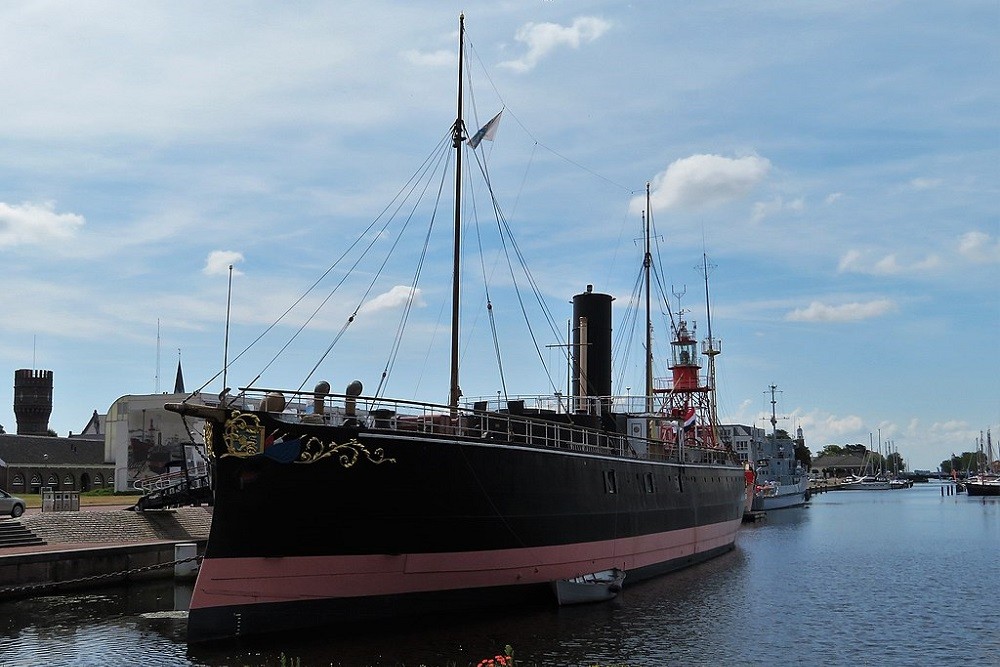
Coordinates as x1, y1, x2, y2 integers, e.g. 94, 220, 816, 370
47, 474, 59, 487
11, 474, 24, 491
63, 474, 75, 489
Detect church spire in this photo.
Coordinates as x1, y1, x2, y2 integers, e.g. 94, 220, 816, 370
173, 349, 185, 394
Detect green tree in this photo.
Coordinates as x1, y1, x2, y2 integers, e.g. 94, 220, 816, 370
820, 444, 844, 457
794, 442, 812, 470
885, 451, 905, 473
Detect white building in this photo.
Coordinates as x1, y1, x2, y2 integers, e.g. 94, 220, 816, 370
105, 391, 217, 492
717, 423, 767, 465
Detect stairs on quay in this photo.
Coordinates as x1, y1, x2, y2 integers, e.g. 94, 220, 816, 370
0, 521, 46, 548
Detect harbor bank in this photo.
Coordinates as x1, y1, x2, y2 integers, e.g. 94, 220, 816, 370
0, 505, 210, 598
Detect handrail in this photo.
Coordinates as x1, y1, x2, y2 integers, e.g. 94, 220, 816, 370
233, 387, 736, 467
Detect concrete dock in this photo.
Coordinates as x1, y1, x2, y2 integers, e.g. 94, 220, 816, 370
0, 505, 211, 598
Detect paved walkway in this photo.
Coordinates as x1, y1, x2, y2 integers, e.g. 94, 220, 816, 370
0, 505, 212, 556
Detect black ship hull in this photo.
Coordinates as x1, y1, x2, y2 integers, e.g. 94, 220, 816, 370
185, 410, 746, 643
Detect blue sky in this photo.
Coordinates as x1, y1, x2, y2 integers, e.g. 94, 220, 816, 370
0, 1, 996, 471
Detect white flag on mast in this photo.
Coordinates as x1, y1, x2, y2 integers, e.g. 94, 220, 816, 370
468, 111, 503, 148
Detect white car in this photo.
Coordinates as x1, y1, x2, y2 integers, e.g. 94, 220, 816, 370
0, 489, 26, 518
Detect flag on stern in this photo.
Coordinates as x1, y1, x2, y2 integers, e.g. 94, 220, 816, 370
682, 407, 697, 432
468, 110, 503, 148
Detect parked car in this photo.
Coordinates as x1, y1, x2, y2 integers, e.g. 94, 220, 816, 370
0, 489, 26, 518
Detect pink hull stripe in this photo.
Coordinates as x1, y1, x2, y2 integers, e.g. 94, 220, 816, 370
191, 519, 740, 610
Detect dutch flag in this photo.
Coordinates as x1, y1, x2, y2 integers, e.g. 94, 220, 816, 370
682, 407, 697, 431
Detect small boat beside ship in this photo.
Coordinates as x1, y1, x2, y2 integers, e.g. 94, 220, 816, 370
165, 15, 748, 644
552, 568, 626, 606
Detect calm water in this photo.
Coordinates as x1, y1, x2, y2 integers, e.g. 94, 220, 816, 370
1, 482, 997, 666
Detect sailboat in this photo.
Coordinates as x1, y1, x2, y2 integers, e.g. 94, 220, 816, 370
167, 15, 747, 643
965, 430, 1000, 497
841, 431, 897, 490
749, 385, 810, 511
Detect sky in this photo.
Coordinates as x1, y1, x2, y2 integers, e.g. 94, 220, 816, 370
0, 1, 996, 471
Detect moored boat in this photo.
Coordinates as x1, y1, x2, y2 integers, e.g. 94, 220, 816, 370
750, 386, 809, 511
552, 568, 626, 606
965, 430, 999, 497
166, 15, 747, 644
964, 475, 1000, 496
840, 474, 894, 491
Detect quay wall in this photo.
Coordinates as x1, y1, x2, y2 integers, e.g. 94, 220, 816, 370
0, 541, 205, 597
0, 506, 210, 598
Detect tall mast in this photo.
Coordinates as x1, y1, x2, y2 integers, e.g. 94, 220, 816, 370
701, 252, 721, 435
769, 384, 778, 440
644, 183, 653, 413
449, 13, 466, 411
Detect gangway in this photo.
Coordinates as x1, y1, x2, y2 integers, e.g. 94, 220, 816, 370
132, 461, 212, 511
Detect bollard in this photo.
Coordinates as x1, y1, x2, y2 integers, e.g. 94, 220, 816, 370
174, 543, 199, 581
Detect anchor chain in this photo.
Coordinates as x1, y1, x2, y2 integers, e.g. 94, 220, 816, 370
0, 554, 203, 597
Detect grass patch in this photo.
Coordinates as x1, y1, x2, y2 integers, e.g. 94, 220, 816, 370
17, 490, 141, 509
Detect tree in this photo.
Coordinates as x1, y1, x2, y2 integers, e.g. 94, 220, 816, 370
820, 444, 844, 457
940, 452, 983, 474
794, 442, 812, 471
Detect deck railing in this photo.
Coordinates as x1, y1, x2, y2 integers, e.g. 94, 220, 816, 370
229, 387, 735, 467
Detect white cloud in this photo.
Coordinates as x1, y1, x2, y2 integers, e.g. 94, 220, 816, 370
785, 299, 896, 322
402, 49, 453, 67
0, 201, 85, 247
838, 249, 942, 275
636, 154, 771, 213
499, 17, 611, 72
751, 196, 804, 223
359, 285, 424, 315
203, 250, 245, 276
909, 177, 942, 190
825, 192, 843, 205
957, 231, 1000, 263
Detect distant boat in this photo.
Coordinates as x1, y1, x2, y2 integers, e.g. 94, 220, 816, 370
965, 430, 999, 497
964, 475, 1000, 497
840, 431, 907, 491
840, 474, 893, 491
552, 569, 626, 606
750, 385, 809, 511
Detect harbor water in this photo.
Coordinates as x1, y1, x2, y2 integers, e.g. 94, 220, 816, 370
0, 482, 996, 666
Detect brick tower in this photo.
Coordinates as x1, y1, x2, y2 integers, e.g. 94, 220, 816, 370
13, 369, 53, 435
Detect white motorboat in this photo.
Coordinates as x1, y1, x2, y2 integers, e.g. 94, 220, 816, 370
553, 569, 626, 606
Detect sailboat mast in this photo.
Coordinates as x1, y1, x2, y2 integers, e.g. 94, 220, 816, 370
644, 183, 653, 413
449, 14, 466, 411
